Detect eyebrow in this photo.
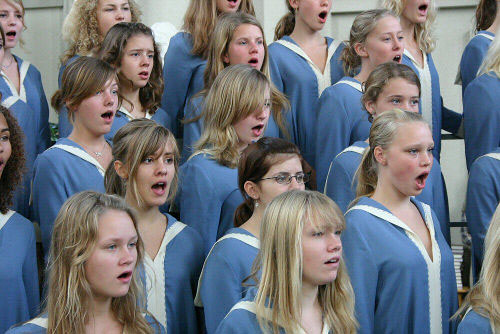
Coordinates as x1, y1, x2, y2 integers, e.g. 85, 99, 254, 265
129, 48, 154, 52
1, 128, 9, 133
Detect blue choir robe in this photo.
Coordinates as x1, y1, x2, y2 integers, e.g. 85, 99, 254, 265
314, 78, 370, 190
57, 55, 81, 138
182, 95, 281, 163
30, 138, 106, 258
0, 211, 39, 334
5, 313, 166, 333
195, 227, 259, 334
402, 50, 462, 161
161, 32, 206, 137
463, 72, 500, 171
0, 58, 51, 218
457, 309, 493, 334
343, 196, 458, 334
177, 153, 243, 255
141, 213, 204, 334
458, 31, 494, 97
325, 141, 451, 244
268, 35, 345, 161
215, 287, 332, 334
466, 149, 500, 282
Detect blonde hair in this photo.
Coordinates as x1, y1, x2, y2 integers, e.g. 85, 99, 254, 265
341, 9, 398, 76
61, 0, 141, 63
105, 119, 179, 207
381, 0, 437, 53
356, 109, 428, 199
182, 0, 255, 58
194, 64, 271, 168
51, 56, 120, 124
274, 1, 295, 41
190, 12, 289, 137
45, 191, 155, 333
252, 190, 357, 334
478, 29, 500, 77
455, 203, 500, 332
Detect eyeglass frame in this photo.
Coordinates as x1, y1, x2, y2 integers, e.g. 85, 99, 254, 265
258, 172, 310, 185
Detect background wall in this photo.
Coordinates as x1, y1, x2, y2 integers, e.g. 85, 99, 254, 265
16, 0, 479, 236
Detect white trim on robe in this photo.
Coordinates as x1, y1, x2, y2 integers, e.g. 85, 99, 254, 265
455, 32, 495, 84
323, 144, 366, 193
404, 49, 433, 131
0, 210, 15, 231
26, 317, 48, 328
0, 59, 30, 103
229, 300, 331, 334
477, 33, 494, 41
275, 39, 341, 96
50, 144, 106, 176
144, 221, 186, 329
118, 106, 153, 121
346, 202, 443, 334
194, 233, 260, 307
484, 152, 500, 161
333, 79, 362, 92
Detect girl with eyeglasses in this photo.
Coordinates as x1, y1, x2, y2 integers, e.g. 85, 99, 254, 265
194, 137, 307, 333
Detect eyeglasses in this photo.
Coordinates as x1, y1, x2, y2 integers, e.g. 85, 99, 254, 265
259, 172, 310, 185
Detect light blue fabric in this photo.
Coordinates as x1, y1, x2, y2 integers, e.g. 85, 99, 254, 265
199, 227, 259, 334
463, 72, 500, 171
161, 32, 206, 137
268, 35, 345, 162
466, 148, 500, 283
314, 77, 370, 190
402, 52, 462, 161
0, 212, 39, 334
343, 197, 458, 334
56, 55, 80, 138
459, 31, 494, 97
30, 138, 105, 258
457, 309, 493, 334
325, 140, 450, 244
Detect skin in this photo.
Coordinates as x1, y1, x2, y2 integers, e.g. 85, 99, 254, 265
365, 78, 420, 118
401, 0, 431, 25
223, 24, 265, 70
216, 0, 241, 13
0, 113, 11, 179
0, 0, 23, 50
96, 0, 132, 37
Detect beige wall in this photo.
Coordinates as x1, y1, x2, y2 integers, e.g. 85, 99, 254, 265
17, 0, 479, 232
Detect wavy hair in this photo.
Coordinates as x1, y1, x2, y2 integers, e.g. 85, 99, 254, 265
61, 0, 141, 63
0, 106, 25, 214
105, 119, 179, 207
454, 203, 500, 332
98, 22, 163, 114
475, 0, 498, 33
478, 30, 500, 77
251, 190, 357, 334
194, 64, 271, 168
274, 0, 295, 41
382, 0, 437, 53
45, 191, 155, 333
182, 0, 255, 58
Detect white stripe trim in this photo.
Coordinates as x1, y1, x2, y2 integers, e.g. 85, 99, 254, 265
276, 39, 340, 96
50, 144, 105, 176
26, 317, 48, 328
333, 79, 362, 92
324, 145, 366, 193
347, 202, 442, 334
0, 60, 30, 103
118, 106, 153, 121
455, 33, 495, 84
194, 233, 260, 307
0, 210, 15, 232
477, 33, 494, 41
1, 95, 19, 109
484, 152, 500, 161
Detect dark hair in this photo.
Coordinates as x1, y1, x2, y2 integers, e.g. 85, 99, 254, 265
0, 23, 5, 47
476, 0, 498, 32
98, 22, 163, 114
0, 106, 26, 214
234, 137, 303, 227
274, 1, 295, 41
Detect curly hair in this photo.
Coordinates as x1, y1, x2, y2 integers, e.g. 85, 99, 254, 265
0, 106, 26, 214
61, 0, 141, 64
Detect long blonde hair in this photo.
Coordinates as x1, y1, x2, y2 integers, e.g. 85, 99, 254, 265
194, 64, 270, 169
61, 0, 141, 63
252, 190, 357, 334
381, 0, 437, 53
478, 29, 500, 77
355, 109, 428, 199
182, 0, 255, 58
105, 119, 179, 207
455, 203, 500, 332
45, 191, 155, 333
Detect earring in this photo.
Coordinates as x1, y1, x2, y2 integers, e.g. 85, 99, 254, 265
254, 201, 259, 208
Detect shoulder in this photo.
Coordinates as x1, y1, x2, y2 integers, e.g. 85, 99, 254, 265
170, 32, 193, 52
5, 317, 47, 334
466, 73, 500, 95
171, 220, 204, 250
458, 309, 492, 334
144, 313, 166, 333
6, 212, 36, 239
216, 301, 260, 333
470, 151, 500, 176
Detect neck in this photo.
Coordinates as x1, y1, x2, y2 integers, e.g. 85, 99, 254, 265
121, 83, 142, 113
353, 63, 374, 83
239, 204, 265, 238
69, 126, 106, 148
237, 142, 248, 154
290, 20, 324, 45
2, 49, 15, 68
87, 294, 114, 324
487, 8, 500, 33
371, 175, 411, 212
400, 16, 417, 45
301, 280, 319, 315
126, 192, 163, 227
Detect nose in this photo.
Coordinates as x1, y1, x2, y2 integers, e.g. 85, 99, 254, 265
103, 90, 116, 106
421, 151, 432, 166
288, 175, 303, 190
116, 9, 125, 21
156, 159, 169, 175
141, 54, 151, 67
249, 41, 258, 54
394, 37, 403, 50
327, 232, 342, 252
119, 247, 135, 266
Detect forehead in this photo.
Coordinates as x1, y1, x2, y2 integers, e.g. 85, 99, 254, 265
0, 113, 8, 128
97, 209, 136, 240
380, 78, 419, 96
265, 154, 302, 175
124, 34, 154, 50
233, 24, 263, 38
371, 15, 401, 34
392, 122, 433, 145
98, 0, 129, 7
0, 0, 23, 11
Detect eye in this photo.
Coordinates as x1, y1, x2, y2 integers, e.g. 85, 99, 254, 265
427, 147, 434, 153
165, 156, 174, 164
312, 231, 324, 237
131, 52, 140, 57
335, 230, 342, 236
0, 134, 10, 142
411, 99, 419, 105
144, 157, 153, 164
147, 54, 154, 59
128, 241, 137, 248
96, 90, 103, 95
107, 244, 117, 250
239, 40, 247, 45
123, 6, 130, 11
275, 174, 288, 184
398, 36, 404, 41
390, 98, 401, 104
408, 148, 418, 155
0, 14, 6, 18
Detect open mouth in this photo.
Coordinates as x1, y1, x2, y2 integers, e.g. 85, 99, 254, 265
319, 11, 328, 22
393, 55, 402, 63
252, 124, 264, 137
248, 58, 259, 67
416, 172, 429, 189
139, 71, 149, 79
325, 258, 339, 264
117, 271, 132, 281
6, 31, 16, 38
418, 4, 428, 14
228, 0, 237, 4
152, 182, 166, 191
0, 159, 4, 168
101, 111, 114, 120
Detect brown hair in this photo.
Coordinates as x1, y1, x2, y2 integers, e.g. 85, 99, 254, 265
51, 56, 120, 123
274, 1, 295, 41
234, 137, 304, 227
182, 0, 255, 58
476, 0, 498, 32
98, 22, 163, 114
0, 106, 26, 214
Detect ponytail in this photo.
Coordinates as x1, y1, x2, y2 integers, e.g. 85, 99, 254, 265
51, 89, 66, 112
274, 2, 295, 41
475, 0, 497, 33
234, 200, 255, 227
354, 148, 378, 200
340, 42, 361, 77
104, 161, 126, 198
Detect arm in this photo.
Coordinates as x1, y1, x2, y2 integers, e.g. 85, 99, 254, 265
324, 156, 356, 213
23, 224, 40, 318
34, 68, 51, 152
430, 161, 450, 245
441, 101, 462, 135
460, 41, 487, 96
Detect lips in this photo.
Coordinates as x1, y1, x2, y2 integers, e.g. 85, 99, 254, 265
227, 0, 238, 8
318, 11, 328, 23
248, 57, 259, 68
117, 270, 132, 283
251, 124, 264, 137
415, 171, 429, 190
393, 54, 402, 63
6, 31, 16, 41
101, 110, 115, 123
418, 3, 428, 15
151, 181, 167, 196
138, 71, 149, 80
324, 256, 340, 267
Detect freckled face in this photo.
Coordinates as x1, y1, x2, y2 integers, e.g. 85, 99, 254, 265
96, 0, 132, 37
366, 78, 420, 117
361, 16, 404, 68
0, 0, 24, 49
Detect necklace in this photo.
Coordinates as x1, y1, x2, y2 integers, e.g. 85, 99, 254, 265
81, 140, 107, 159
1, 56, 14, 69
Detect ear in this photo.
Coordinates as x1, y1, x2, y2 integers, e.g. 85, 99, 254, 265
289, 0, 299, 10
222, 53, 230, 65
354, 42, 368, 58
243, 180, 260, 201
365, 100, 377, 117
373, 146, 387, 166
114, 160, 129, 180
